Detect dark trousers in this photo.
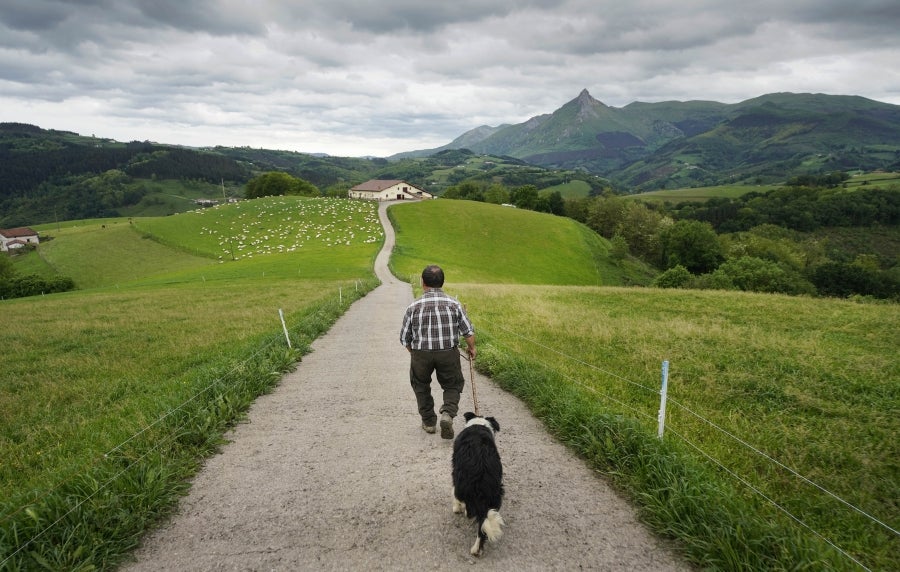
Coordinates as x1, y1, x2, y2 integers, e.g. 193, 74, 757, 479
409, 348, 465, 425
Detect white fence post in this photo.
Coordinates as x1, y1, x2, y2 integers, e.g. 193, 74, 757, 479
278, 308, 292, 349
657, 360, 669, 439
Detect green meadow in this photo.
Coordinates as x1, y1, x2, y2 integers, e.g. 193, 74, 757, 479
1, 196, 897, 570
389, 201, 898, 570
629, 183, 780, 203
629, 172, 899, 204
1, 196, 381, 569
445, 284, 898, 570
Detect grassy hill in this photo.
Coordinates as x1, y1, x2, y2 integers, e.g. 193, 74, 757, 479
387, 199, 656, 286
1, 197, 897, 570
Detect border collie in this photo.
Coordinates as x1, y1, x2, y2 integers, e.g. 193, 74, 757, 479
451, 412, 505, 557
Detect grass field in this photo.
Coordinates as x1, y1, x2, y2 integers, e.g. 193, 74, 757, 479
844, 171, 900, 189
628, 183, 780, 203
541, 179, 593, 198
440, 284, 898, 570
628, 172, 899, 204
2, 196, 897, 570
0, 196, 382, 569
386, 201, 899, 570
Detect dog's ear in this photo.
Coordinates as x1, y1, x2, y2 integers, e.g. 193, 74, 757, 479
486, 417, 500, 432
463, 412, 476, 422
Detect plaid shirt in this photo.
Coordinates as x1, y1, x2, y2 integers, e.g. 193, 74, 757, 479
400, 288, 474, 351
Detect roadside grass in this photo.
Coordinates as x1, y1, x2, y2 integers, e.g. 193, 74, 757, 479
0, 276, 379, 570
0, 197, 382, 570
388, 199, 656, 286
446, 284, 898, 571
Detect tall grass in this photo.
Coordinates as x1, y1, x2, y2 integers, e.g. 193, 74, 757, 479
448, 284, 898, 571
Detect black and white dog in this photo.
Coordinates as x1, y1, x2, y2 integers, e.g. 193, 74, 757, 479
451, 411, 505, 557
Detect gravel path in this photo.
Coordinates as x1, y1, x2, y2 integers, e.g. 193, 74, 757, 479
123, 201, 691, 571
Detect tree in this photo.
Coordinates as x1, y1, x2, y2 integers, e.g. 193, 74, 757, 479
245, 172, 319, 199
510, 185, 539, 210
443, 181, 484, 201
659, 220, 724, 273
586, 197, 626, 238
483, 184, 510, 205
545, 191, 565, 215
618, 201, 667, 261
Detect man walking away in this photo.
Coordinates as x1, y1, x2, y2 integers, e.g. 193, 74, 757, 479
400, 265, 476, 439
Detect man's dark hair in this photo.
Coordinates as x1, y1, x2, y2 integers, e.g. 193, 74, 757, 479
422, 265, 445, 288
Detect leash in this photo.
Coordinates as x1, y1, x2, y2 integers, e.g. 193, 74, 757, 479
460, 301, 480, 415
467, 351, 480, 416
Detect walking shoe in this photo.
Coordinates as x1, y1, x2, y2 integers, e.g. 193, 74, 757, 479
422, 423, 436, 434
440, 412, 454, 439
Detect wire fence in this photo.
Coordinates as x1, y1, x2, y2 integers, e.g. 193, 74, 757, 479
480, 319, 897, 572
0, 280, 371, 568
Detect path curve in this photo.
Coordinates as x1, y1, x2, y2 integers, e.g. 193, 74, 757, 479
124, 201, 691, 571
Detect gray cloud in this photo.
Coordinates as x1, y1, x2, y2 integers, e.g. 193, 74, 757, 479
1, 0, 898, 156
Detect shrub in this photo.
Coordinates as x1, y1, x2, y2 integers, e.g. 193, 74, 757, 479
0, 274, 76, 299
653, 264, 692, 288
710, 257, 816, 295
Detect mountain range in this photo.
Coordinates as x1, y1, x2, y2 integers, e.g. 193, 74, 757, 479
393, 90, 900, 190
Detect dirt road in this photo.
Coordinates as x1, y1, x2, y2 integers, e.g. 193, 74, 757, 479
123, 201, 691, 571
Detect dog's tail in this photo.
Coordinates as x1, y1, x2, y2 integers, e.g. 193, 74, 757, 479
481, 509, 505, 543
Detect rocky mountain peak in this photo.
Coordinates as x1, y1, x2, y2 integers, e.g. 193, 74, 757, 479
577, 89, 604, 107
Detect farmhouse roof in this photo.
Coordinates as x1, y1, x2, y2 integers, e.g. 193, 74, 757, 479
350, 179, 408, 192
0, 227, 38, 238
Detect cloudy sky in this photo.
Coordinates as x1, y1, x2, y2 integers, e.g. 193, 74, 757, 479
2, 0, 899, 157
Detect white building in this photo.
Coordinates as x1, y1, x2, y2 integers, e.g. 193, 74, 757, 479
0, 227, 40, 252
348, 179, 433, 201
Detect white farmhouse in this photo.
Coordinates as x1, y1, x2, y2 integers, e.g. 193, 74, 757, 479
348, 179, 434, 201
0, 227, 40, 252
